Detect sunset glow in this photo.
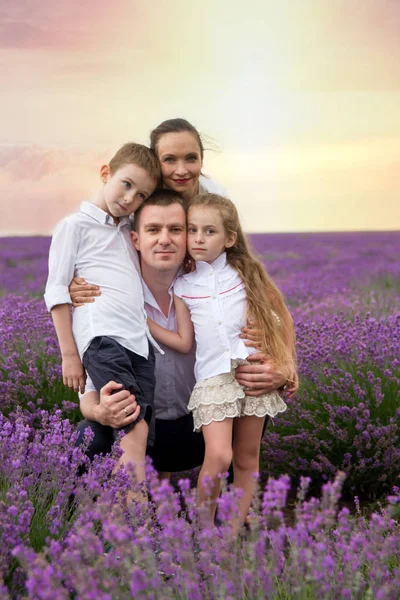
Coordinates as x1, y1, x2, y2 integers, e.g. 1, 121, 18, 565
0, 0, 399, 234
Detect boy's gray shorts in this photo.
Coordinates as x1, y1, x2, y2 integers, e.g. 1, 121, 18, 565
82, 336, 156, 446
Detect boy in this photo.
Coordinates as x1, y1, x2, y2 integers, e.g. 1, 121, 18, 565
44, 143, 161, 484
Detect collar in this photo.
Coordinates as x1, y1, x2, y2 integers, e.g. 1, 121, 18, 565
80, 201, 130, 227
183, 252, 237, 286
142, 272, 179, 311
195, 251, 227, 275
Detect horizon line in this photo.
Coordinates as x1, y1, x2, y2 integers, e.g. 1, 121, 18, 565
1, 229, 399, 239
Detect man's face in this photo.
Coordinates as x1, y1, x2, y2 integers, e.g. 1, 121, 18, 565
131, 202, 187, 274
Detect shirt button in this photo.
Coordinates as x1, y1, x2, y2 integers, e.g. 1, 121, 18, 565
217, 320, 222, 325
212, 295, 217, 299
225, 348, 229, 352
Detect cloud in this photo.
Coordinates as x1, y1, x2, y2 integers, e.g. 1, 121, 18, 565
0, 1, 140, 49
0, 145, 111, 235
0, 145, 108, 180
0, 17, 54, 49
0, 6, 81, 49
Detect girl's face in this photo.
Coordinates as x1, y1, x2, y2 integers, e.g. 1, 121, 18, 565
156, 131, 203, 199
187, 206, 237, 264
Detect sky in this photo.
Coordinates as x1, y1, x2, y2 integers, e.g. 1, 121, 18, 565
0, 0, 399, 234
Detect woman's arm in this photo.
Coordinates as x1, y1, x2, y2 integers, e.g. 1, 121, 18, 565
281, 305, 296, 360
147, 295, 194, 353
240, 318, 263, 348
275, 304, 298, 395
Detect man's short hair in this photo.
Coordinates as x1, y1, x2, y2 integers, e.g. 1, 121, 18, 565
109, 142, 161, 182
132, 189, 185, 231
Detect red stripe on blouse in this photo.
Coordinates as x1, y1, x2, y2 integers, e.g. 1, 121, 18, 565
181, 280, 244, 300
220, 281, 244, 295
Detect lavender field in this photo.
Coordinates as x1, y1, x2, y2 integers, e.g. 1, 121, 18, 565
0, 232, 399, 599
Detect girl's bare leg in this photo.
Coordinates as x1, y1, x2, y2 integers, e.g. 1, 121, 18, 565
232, 415, 266, 527
198, 419, 234, 523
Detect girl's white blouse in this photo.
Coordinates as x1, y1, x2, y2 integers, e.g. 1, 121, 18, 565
174, 253, 254, 382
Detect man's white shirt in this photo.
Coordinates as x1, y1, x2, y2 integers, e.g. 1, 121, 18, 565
44, 202, 154, 359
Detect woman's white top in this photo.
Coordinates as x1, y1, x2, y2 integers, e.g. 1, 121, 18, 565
198, 175, 228, 197
174, 252, 255, 382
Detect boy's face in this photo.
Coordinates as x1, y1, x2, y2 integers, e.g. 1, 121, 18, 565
99, 163, 157, 219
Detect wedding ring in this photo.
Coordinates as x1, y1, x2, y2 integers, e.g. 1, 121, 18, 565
123, 407, 129, 416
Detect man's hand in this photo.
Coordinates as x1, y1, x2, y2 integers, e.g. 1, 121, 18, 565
235, 353, 299, 397
69, 277, 101, 308
94, 381, 140, 428
62, 354, 86, 394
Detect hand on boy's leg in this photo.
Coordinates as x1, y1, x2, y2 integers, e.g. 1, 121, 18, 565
96, 381, 140, 428
62, 354, 86, 393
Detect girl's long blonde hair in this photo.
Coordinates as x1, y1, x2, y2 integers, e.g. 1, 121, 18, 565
189, 193, 296, 372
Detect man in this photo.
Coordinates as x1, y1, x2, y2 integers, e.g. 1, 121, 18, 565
74, 190, 297, 477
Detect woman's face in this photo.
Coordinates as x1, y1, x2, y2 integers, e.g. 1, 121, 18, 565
156, 131, 203, 199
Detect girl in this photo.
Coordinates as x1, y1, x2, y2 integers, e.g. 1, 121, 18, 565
148, 192, 296, 527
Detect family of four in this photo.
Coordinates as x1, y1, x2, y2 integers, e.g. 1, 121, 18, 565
44, 118, 298, 527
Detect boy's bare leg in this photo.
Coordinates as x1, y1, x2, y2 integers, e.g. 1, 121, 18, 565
118, 419, 149, 503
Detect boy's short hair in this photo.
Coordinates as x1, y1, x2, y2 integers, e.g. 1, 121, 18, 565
109, 143, 161, 182
132, 189, 185, 231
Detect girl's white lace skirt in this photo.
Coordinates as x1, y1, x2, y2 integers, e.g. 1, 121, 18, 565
188, 359, 287, 432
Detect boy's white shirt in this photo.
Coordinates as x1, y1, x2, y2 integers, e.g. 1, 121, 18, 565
44, 201, 161, 359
